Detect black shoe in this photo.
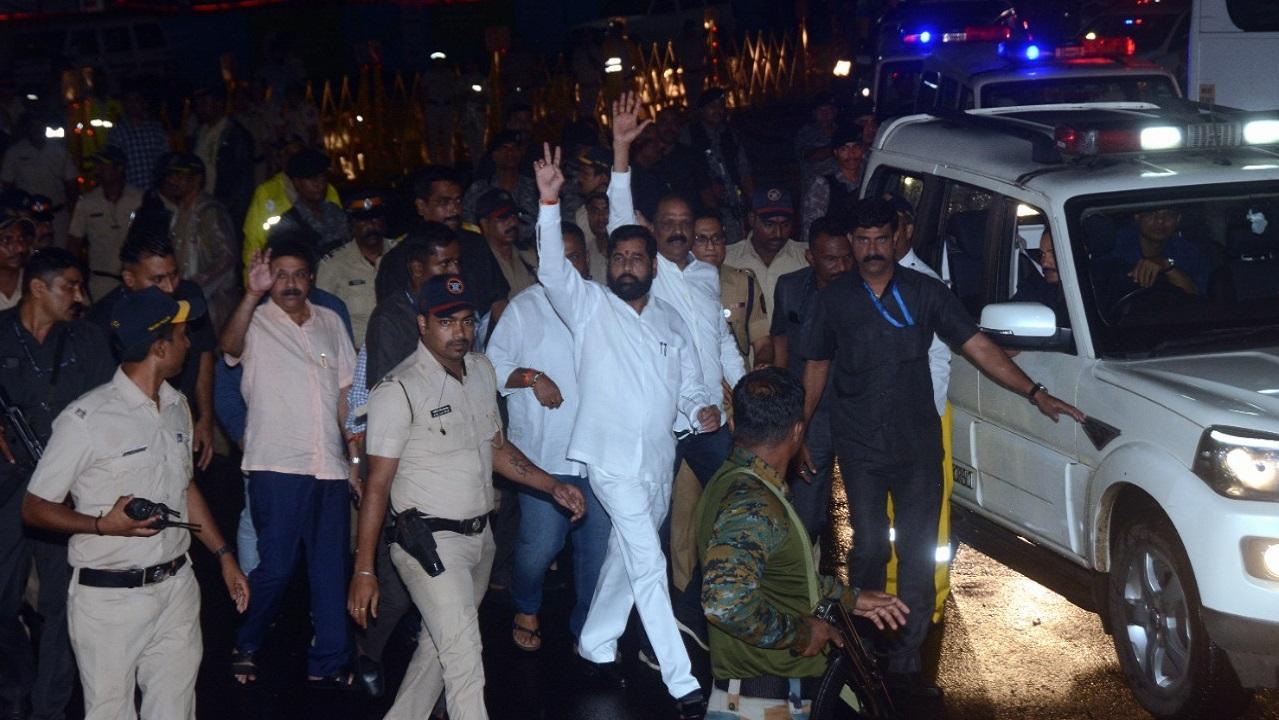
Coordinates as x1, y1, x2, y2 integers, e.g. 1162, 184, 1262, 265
355, 654, 384, 698
578, 656, 627, 691
887, 671, 944, 700
674, 689, 707, 720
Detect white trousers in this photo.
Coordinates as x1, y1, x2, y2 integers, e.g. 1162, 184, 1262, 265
67, 561, 202, 720
578, 466, 699, 699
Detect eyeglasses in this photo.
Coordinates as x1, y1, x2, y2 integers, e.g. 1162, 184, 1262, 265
693, 233, 726, 246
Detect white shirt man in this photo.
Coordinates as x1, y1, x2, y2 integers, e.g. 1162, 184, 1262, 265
536, 198, 713, 707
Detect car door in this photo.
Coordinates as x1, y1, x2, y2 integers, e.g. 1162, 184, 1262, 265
972, 198, 1086, 555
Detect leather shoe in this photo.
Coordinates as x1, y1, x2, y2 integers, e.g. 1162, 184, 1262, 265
355, 654, 385, 698
674, 689, 707, 720
887, 671, 944, 700
578, 656, 627, 691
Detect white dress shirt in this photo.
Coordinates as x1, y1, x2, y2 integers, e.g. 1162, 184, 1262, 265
606, 170, 747, 429
536, 202, 713, 476
899, 248, 953, 415
486, 283, 585, 478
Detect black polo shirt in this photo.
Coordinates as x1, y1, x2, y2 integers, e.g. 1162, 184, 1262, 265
0, 309, 116, 470
797, 266, 978, 469
87, 280, 218, 419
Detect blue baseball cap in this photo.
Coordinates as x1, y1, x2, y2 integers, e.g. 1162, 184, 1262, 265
417, 274, 475, 318
110, 286, 206, 354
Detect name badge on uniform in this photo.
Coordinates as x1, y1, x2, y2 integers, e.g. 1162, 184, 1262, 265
176, 431, 188, 445
430, 405, 452, 418
348, 279, 366, 286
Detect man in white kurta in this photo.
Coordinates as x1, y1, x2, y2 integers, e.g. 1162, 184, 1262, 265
533, 140, 716, 715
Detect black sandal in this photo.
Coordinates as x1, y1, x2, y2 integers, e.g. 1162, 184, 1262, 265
231, 650, 257, 686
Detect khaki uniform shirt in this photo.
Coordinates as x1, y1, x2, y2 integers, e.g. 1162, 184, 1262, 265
27, 368, 193, 570
316, 237, 397, 347
719, 263, 771, 363
69, 184, 144, 300
724, 238, 809, 316
365, 345, 501, 520
490, 244, 537, 298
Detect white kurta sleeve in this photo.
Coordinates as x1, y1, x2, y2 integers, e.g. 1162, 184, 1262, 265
605, 169, 636, 234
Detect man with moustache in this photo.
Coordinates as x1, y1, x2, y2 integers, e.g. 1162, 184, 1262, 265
608, 99, 745, 653
688, 213, 772, 367
771, 217, 854, 543
0, 248, 115, 720
725, 187, 809, 314
474, 189, 536, 298
797, 198, 1084, 704
347, 274, 584, 720
535, 134, 717, 719
317, 190, 398, 347
222, 238, 357, 687
400, 166, 509, 329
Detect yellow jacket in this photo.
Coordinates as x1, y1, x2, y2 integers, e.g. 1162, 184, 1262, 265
242, 172, 341, 269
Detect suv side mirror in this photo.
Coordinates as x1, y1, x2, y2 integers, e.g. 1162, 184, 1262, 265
979, 302, 1073, 350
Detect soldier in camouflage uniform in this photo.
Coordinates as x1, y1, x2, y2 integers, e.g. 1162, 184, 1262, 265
696, 369, 908, 719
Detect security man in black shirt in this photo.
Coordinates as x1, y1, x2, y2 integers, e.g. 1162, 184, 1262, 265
797, 198, 1084, 704
0, 247, 115, 720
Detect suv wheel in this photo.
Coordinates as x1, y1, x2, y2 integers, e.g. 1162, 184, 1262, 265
1108, 512, 1252, 719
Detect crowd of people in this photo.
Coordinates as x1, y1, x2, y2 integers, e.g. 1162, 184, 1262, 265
0, 75, 1085, 720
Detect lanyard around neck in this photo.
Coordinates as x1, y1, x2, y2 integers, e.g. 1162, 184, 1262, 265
862, 280, 914, 328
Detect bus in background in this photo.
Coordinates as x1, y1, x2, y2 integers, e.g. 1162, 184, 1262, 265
1189, 0, 1279, 109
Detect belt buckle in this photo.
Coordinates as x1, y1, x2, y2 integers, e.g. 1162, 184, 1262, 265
146, 562, 171, 586
463, 517, 481, 534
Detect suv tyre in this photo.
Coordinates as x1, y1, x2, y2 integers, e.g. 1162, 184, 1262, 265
1108, 511, 1252, 719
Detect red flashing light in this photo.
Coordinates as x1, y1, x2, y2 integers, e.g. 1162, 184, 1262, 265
1056, 36, 1135, 59
961, 25, 1011, 42
1054, 126, 1141, 155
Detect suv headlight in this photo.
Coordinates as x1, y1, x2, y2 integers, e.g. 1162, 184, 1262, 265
1193, 426, 1279, 501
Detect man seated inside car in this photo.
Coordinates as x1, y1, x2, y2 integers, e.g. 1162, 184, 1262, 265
1011, 227, 1069, 327
1113, 207, 1211, 296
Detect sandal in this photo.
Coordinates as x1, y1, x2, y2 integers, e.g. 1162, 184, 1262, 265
511, 618, 542, 652
306, 669, 357, 691
231, 649, 257, 686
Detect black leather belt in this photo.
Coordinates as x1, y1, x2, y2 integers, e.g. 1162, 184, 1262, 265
714, 675, 818, 701
425, 514, 488, 536
78, 555, 186, 589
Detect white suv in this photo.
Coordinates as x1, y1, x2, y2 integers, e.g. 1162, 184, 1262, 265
863, 101, 1279, 719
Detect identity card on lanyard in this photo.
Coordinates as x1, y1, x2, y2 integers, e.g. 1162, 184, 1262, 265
862, 281, 915, 328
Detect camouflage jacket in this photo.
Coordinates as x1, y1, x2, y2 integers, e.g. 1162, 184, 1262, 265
699, 447, 857, 653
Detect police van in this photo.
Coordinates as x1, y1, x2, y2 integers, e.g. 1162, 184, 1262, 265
862, 100, 1279, 718
911, 38, 1182, 114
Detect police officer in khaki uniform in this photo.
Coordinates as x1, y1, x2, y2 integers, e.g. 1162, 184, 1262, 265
690, 212, 772, 368
21, 287, 249, 720
348, 274, 585, 720
316, 190, 398, 348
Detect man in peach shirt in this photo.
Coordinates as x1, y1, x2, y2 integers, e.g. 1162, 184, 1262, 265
220, 232, 358, 687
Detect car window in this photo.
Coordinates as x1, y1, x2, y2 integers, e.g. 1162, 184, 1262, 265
868, 166, 937, 272
940, 181, 996, 318
1065, 183, 1279, 357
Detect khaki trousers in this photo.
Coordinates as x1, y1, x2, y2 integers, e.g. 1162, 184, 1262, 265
66, 561, 201, 720
387, 528, 495, 720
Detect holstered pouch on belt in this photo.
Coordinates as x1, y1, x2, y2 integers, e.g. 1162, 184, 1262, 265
392, 509, 446, 577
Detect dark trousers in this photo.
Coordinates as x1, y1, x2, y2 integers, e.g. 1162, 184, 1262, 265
840, 458, 941, 674
667, 427, 734, 640
235, 472, 351, 678
488, 482, 520, 590
0, 481, 76, 720
358, 520, 414, 663
788, 407, 834, 543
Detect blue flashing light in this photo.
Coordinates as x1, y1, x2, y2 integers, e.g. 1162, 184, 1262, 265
919, 30, 933, 44
1025, 44, 1041, 60
1124, 18, 1135, 25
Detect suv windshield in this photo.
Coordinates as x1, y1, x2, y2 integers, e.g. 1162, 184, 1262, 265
1067, 182, 1279, 357
982, 74, 1178, 107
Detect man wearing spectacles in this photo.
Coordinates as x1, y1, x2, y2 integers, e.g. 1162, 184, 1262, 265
689, 214, 772, 368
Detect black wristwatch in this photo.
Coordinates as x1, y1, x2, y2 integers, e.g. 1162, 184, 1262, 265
1026, 383, 1047, 406
213, 544, 235, 561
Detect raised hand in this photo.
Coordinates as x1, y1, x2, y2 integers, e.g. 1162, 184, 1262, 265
246, 250, 273, 296
534, 142, 564, 202
611, 91, 652, 147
